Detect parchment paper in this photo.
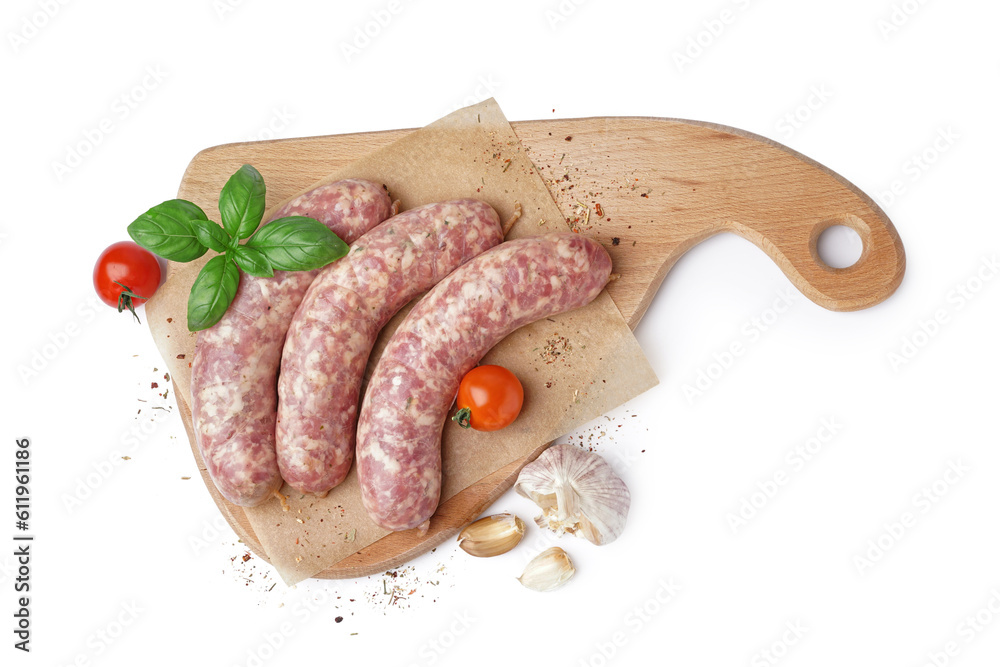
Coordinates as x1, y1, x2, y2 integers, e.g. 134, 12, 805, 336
147, 99, 658, 584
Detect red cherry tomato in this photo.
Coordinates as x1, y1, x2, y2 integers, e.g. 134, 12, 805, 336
93, 241, 161, 321
453, 365, 524, 432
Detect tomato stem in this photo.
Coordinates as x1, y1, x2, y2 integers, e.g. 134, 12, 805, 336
114, 281, 146, 324
452, 407, 473, 429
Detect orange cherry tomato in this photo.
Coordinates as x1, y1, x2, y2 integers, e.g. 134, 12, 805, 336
453, 365, 524, 432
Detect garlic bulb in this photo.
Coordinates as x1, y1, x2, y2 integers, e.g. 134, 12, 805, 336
514, 444, 630, 545
518, 547, 576, 591
457, 513, 526, 557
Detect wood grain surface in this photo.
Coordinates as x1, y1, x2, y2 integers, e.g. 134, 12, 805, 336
172, 116, 905, 577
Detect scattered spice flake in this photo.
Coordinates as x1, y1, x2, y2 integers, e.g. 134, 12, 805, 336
612, 237, 620, 246
181, 476, 190, 480
151, 382, 159, 389
502, 158, 512, 172
595, 203, 604, 217
242, 553, 252, 563
176, 354, 185, 359
565, 135, 573, 141
122, 456, 131, 461
335, 616, 344, 623
540, 335, 573, 364
345, 528, 356, 543
166, 317, 173, 323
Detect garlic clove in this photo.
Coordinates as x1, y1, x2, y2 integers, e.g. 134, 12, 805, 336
514, 444, 630, 546
457, 513, 526, 557
518, 547, 576, 591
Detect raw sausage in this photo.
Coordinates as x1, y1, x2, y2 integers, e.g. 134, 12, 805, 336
276, 200, 504, 496
355, 232, 613, 531
191, 179, 392, 507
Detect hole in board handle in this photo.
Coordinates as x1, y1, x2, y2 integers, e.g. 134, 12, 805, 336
816, 224, 864, 269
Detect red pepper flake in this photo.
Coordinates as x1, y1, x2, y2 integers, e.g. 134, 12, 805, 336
595, 203, 604, 217
242, 553, 251, 562
166, 318, 173, 323
176, 354, 186, 360
335, 616, 344, 623
565, 135, 573, 142
151, 382, 159, 389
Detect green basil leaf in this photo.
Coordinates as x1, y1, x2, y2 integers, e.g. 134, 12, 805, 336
231, 245, 274, 278
190, 219, 231, 253
218, 164, 266, 240
127, 199, 209, 262
246, 216, 349, 271
187, 255, 240, 332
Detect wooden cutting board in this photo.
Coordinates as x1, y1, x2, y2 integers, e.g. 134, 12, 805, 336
171, 116, 904, 578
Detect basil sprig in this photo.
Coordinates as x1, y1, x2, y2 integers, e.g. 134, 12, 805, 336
127, 164, 350, 332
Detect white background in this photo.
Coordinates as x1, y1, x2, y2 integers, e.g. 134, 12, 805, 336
2, 0, 998, 665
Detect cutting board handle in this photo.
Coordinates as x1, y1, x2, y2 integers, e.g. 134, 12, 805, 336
691, 124, 906, 312
728, 202, 905, 312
